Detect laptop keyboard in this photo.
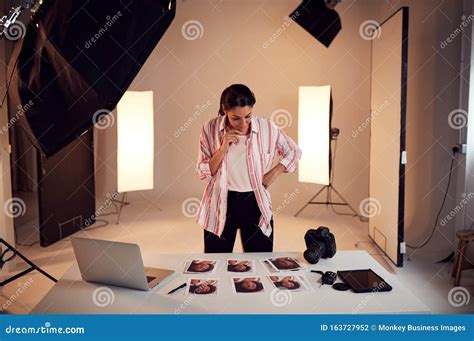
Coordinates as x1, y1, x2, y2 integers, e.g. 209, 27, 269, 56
146, 276, 156, 283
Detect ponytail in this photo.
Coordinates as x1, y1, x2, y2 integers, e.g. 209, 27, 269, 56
218, 84, 256, 116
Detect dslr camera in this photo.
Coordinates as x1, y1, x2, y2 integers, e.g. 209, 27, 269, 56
304, 226, 336, 264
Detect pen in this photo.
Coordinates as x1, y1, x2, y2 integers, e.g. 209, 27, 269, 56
167, 283, 187, 295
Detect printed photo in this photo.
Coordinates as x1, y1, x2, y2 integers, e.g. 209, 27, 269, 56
227, 259, 255, 273
183, 260, 218, 274
267, 257, 303, 271
185, 279, 219, 295
268, 275, 311, 291
260, 260, 279, 274
231, 277, 265, 294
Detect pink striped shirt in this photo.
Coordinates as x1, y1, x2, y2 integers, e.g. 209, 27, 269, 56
195, 115, 302, 237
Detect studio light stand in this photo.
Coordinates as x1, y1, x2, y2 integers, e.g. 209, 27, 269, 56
115, 192, 130, 225
0, 1, 40, 40
113, 191, 162, 225
114, 91, 161, 225
0, 238, 57, 287
295, 128, 363, 220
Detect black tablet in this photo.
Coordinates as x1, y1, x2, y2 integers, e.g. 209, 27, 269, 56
337, 269, 392, 293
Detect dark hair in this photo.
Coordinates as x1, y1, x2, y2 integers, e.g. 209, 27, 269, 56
274, 280, 301, 290
188, 261, 214, 272
234, 279, 264, 293
190, 282, 217, 295
272, 258, 299, 270
218, 84, 256, 116
227, 263, 251, 272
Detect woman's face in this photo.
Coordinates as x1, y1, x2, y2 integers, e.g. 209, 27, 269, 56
234, 263, 248, 272
194, 262, 210, 272
275, 259, 293, 268
197, 283, 211, 293
242, 279, 257, 290
224, 105, 252, 134
281, 278, 296, 289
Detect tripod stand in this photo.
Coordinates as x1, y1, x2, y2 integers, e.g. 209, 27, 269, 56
114, 191, 162, 225
0, 238, 57, 287
294, 181, 360, 218
295, 128, 363, 220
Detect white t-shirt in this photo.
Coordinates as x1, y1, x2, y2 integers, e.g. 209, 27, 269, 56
227, 135, 253, 192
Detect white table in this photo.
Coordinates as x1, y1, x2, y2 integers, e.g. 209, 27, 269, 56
32, 250, 430, 314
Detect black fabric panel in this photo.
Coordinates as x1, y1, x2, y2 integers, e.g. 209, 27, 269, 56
8, 0, 176, 157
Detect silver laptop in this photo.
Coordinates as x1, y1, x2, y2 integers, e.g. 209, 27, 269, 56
71, 237, 175, 291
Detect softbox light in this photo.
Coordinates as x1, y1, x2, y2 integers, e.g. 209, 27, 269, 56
117, 91, 154, 193
298, 85, 331, 185
290, 0, 341, 48
7, 0, 176, 157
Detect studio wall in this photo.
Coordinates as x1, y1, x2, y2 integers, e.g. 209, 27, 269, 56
95, 0, 374, 220
94, 0, 466, 259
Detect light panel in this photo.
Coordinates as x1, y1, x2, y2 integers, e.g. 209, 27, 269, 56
298, 85, 331, 185
117, 91, 154, 193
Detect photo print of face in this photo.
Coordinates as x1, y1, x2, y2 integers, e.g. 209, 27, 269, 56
232, 277, 265, 294
268, 257, 303, 271
184, 260, 218, 274
227, 260, 254, 273
187, 279, 218, 295
268, 276, 310, 292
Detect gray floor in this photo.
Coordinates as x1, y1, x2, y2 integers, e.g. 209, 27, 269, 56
1, 199, 473, 314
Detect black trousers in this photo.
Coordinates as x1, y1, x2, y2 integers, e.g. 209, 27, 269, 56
204, 191, 273, 253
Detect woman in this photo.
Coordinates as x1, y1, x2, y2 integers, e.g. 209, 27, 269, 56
186, 260, 215, 273
227, 260, 252, 273
189, 279, 217, 295
270, 276, 301, 290
233, 278, 264, 293
270, 257, 301, 270
196, 84, 302, 253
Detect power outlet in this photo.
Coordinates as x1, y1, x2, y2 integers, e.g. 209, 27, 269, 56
400, 242, 406, 254
453, 143, 467, 155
